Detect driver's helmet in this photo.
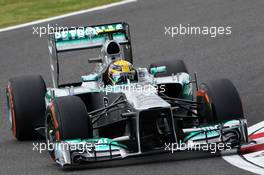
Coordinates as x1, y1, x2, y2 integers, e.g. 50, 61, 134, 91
108, 59, 136, 85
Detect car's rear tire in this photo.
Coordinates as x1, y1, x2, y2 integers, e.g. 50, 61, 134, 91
45, 96, 92, 159
149, 59, 188, 77
6, 75, 46, 141
197, 78, 244, 124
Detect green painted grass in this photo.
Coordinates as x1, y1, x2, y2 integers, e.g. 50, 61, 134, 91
0, 0, 120, 28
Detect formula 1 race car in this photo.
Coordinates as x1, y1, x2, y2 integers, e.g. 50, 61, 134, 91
6, 22, 249, 167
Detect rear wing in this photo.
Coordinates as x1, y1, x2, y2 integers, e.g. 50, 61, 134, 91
49, 22, 131, 52
47, 22, 133, 88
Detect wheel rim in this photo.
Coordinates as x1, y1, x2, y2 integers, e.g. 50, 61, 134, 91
197, 89, 214, 123
46, 114, 56, 159
47, 117, 56, 143
6, 86, 16, 137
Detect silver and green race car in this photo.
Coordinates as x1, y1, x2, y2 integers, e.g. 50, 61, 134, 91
6, 22, 248, 167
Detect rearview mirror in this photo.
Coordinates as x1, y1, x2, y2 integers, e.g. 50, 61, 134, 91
150, 66, 166, 75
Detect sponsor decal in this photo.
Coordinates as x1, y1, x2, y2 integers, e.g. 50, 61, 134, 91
55, 24, 123, 41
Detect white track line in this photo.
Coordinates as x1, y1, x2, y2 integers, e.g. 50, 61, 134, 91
0, 0, 137, 33
222, 155, 264, 175
248, 121, 264, 135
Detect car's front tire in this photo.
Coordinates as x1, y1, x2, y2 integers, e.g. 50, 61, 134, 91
6, 75, 47, 140
45, 96, 93, 159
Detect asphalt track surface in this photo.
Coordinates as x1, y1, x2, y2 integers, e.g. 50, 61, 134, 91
0, 0, 264, 174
